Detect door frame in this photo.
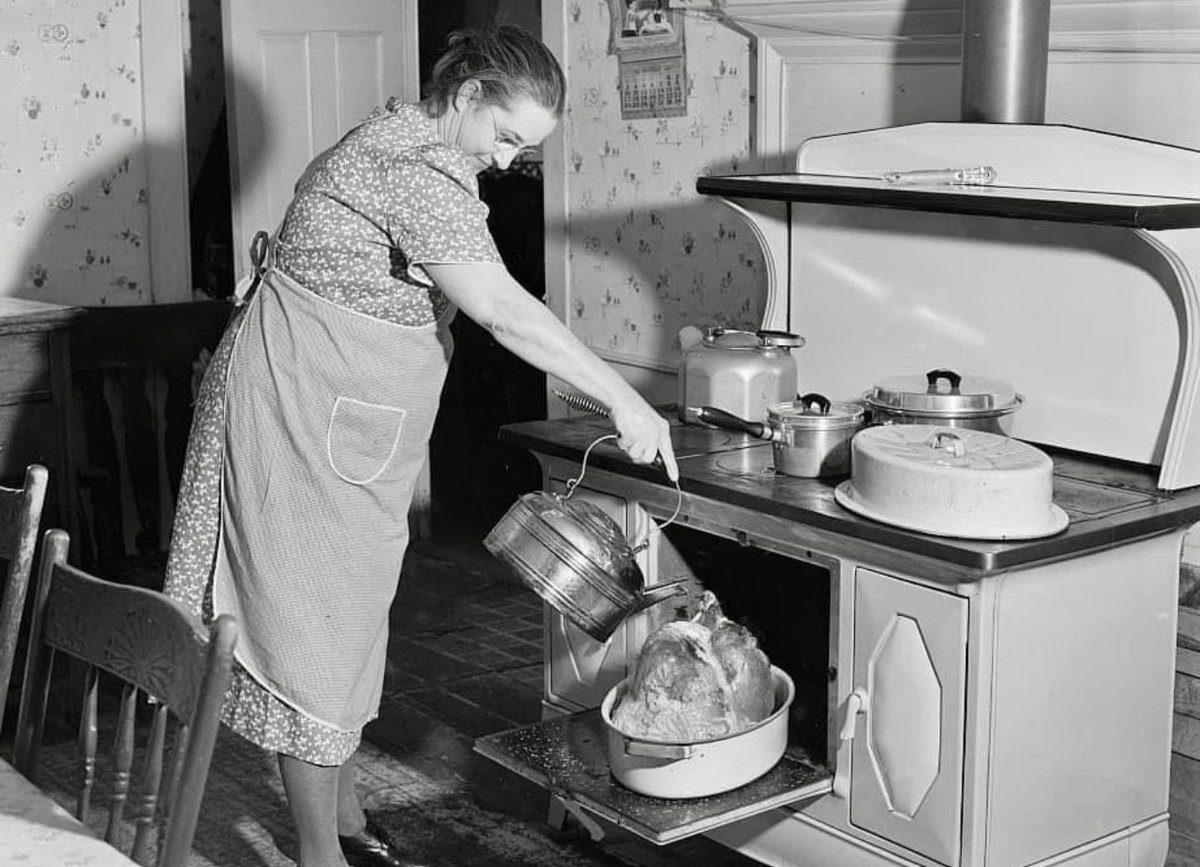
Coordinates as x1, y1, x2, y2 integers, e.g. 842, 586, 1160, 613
139, 0, 193, 304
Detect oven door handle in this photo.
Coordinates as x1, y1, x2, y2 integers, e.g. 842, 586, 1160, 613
838, 687, 870, 742
833, 687, 870, 800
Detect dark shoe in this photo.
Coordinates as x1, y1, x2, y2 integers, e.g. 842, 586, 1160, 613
339, 816, 429, 867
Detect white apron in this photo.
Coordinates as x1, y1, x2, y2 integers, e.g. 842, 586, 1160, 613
213, 259, 453, 731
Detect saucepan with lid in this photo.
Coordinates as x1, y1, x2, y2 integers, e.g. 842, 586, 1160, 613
692, 393, 866, 478
484, 435, 686, 643
865, 368, 1023, 434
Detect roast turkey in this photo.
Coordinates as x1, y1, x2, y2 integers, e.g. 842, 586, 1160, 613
610, 591, 775, 742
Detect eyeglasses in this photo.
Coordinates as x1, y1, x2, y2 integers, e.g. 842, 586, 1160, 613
488, 105, 535, 157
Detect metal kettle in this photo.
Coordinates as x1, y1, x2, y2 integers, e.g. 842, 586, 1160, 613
483, 437, 687, 643
677, 326, 805, 425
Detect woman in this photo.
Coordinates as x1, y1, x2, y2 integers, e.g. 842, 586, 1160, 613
165, 25, 678, 867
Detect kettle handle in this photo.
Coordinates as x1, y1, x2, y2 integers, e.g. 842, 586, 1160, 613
757, 329, 806, 349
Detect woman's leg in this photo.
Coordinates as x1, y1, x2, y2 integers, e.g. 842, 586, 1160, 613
333, 754, 416, 866
336, 756, 367, 834
279, 753, 346, 867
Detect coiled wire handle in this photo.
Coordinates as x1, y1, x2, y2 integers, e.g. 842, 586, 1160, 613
563, 434, 682, 554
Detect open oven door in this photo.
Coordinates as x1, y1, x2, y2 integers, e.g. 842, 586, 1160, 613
475, 711, 831, 845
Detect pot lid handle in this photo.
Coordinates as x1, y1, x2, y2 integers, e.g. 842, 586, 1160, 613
926, 429, 967, 459
797, 392, 832, 415
926, 368, 964, 394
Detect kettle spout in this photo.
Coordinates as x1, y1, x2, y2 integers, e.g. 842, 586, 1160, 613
632, 579, 689, 613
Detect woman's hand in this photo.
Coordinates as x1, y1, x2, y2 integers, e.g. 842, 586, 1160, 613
610, 397, 679, 482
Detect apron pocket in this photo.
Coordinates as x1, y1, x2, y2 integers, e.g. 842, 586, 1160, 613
326, 396, 407, 485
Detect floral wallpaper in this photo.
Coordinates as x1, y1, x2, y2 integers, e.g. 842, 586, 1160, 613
560, 2, 766, 367
0, 0, 152, 306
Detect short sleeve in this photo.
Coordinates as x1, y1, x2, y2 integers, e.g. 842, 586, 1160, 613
387, 155, 502, 286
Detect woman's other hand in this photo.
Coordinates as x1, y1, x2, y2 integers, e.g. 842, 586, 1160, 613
610, 397, 679, 482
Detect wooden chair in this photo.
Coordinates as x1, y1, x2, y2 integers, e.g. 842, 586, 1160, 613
0, 463, 49, 729
13, 528, 238, 867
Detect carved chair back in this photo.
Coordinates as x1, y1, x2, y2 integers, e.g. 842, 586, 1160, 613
0, 463, 48, 732
12, 529, 237, 867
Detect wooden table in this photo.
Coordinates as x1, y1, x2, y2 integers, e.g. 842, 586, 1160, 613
0, 296, 79, 543
0, 756, 138, 865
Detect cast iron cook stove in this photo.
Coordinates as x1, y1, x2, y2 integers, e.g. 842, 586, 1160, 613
476, 120, 1200, 867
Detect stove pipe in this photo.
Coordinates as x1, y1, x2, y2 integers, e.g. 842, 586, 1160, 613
960, 0, 1051, 123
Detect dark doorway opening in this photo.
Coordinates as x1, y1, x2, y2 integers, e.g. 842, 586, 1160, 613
422, 0, 547, 539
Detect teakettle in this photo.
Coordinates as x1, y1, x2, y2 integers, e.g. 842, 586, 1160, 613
677, 326, 805, 424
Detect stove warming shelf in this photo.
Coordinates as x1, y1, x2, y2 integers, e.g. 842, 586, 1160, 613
695, 172, 1200, 230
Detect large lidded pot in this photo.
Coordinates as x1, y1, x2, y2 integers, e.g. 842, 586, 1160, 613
483, 491, 686, 643
865, 368, 1023, 434
678, 326, 805, 424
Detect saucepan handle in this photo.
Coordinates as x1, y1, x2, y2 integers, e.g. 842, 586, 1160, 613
691, 406, 774, 441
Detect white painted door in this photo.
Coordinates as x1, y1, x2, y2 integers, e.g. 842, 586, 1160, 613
848, 567, 968, 866
222, 0, 419, 279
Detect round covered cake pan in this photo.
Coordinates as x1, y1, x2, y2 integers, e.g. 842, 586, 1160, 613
834, 425, 1069, 540
599, 666, 794, 799
835, 480, 1068, 540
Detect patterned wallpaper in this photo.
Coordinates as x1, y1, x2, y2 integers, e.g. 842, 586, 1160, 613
0, 0, 152, 306
561, 2, 766, 369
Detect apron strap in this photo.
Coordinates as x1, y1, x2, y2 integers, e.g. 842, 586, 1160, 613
234, 227, 277, 306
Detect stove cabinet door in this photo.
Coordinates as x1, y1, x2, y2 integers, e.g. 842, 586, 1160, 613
847, 567, 968, 866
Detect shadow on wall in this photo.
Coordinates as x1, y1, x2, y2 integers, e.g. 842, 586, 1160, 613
547, 178, 771, 367
15, 75, 266, 309
42, 72, 267, 571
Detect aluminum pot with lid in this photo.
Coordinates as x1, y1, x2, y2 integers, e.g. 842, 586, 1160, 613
865, 368, 1023, 434
677, 326, 805, 425
692, 392, 866, 478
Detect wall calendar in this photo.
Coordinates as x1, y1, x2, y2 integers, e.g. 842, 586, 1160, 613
619, 56, 687, 119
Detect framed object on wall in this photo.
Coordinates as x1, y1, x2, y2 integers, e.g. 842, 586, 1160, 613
608, 0, 683, 56
608, 0, 687, 119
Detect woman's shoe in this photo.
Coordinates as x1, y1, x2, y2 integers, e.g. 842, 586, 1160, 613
338, 816, 428, 867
